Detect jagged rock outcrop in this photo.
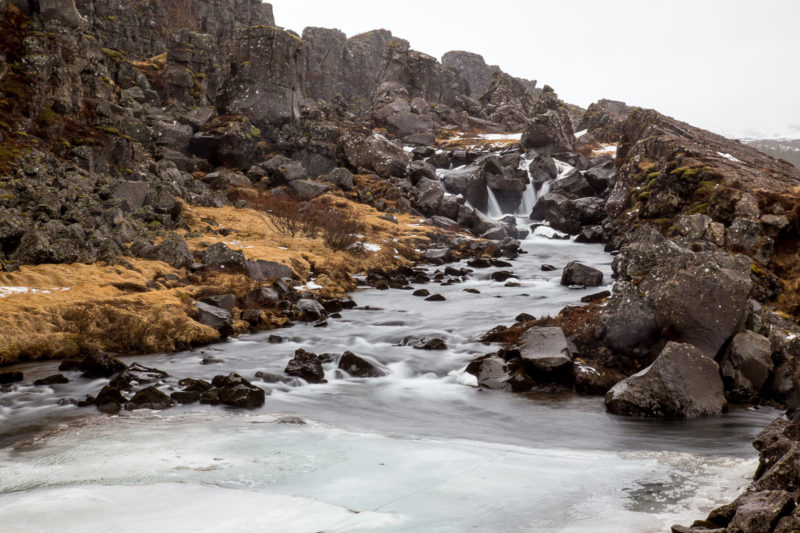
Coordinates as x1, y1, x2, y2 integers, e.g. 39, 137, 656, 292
521, 86, 575, 153
218, 25, 305, 127
379, 39, 468, 108
479, 72, 538, 131
577, 98, 633, 142
441, 50, 501, 97
74, 0, 274, 59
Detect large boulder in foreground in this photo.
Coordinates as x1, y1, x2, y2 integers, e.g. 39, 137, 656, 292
638, 250, 752, 359
605, 342, 726, 418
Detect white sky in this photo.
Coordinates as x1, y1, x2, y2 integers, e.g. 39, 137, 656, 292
269, 0, 800, 140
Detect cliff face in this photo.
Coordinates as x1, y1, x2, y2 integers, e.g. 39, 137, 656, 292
74, 0, 274, 59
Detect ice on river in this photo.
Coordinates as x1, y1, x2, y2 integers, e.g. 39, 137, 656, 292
0, 413, 760, 533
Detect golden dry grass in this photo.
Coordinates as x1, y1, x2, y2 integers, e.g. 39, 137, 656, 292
0, 194, 435, 364
183, 195, 432, 298
0, 260, 219, 364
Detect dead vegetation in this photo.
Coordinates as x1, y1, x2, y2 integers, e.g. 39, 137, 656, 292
0, 193, 434, 365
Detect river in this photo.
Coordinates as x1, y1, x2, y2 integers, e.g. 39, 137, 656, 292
0, 158, 780, 532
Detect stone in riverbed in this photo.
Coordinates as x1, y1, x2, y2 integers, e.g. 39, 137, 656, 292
0, 371, 23, 384
214, 373, 267, 408
337, 351, 384, 378
285, 349, 326, 383
465, 356, 511, 391
517, 326, 572, 374
33, 374, 69, 386
95, 385, 126, 413
560, 261, 603, 287
109, 363, 168, 390
125, 386, 175, 411
170, 391, 201, 404
605, 342, 726, 418
293, 299, 327, 322
79, 350, 127, 379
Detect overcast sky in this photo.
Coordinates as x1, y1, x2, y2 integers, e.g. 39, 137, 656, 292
269, 0, 800, 139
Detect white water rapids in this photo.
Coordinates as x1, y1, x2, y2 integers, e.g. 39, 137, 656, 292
0, 156, 779, 532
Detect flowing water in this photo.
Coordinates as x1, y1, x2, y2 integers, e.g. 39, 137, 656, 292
0, 157, 779, 532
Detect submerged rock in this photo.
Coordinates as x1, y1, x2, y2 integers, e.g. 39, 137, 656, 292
605, 342, 726, 418
337, 351, 384, 378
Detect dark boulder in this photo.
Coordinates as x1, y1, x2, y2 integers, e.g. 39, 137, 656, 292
34, 374, 69, 386
214, 373, 266, 408
294, 299, 327, 322
550, 169, 595, 199
125, 386, 175, 410
289, 179, 332, 200
79, 350, 127, 379
337, 351, 384, 378
199, 294, 236, 313
341, 133, 408, 178
218, 26, 304, 126
320, 168, 354, 190
521, 112, 574, 155
517, 326, 572, 374
605, 342, 727, 418
202, 243, 248, 274
637, 250, 752, 359
597, 282, 660, 356
561, 262, 603, 287
95, 385, 126, 414
194, 302, 235, 339
146, 234, 194, 269
527, 155, 558, 185
720, 330, 773, 402
285, 348, 326, 383
245, 260, 294, 281
465, 356, 511, 391
109, 362, 168, 390
727, 490, 795, 533
262, 155, 307, 183
0, 371, 23, 384
584, 160, 616, 192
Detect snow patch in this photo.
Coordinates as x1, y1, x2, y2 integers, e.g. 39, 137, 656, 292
574, 129, 588, 139
362, 243, 382, 252
293, 280, 323, 291
477, 133, 523, 141
0, 286, 71, 298
717, 151, 742, 163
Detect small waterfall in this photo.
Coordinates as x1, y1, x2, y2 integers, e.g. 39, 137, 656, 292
516, 182, 536, 216
486, 186, 504, 219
